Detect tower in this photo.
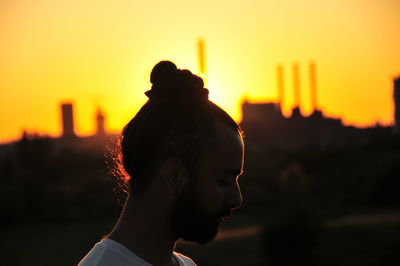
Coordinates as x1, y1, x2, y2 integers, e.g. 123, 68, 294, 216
394, 77, 400, 134
61, 103, 75, 138
292, 62, 302, 117
277, 64, 284, 114
309, 61, 317, 113
197, 38, 206, 76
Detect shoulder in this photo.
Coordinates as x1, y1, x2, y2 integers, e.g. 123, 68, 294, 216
173, 251, 197, 266
78, 239, 152, 266
78, 240, 110, 266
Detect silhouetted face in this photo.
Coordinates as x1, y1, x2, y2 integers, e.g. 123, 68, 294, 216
172, 122, 244, 244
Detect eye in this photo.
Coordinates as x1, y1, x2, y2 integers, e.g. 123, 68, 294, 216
218, 178, 231, 187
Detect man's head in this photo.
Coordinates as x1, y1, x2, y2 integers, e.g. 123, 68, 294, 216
120, 61, 244, 243
172, 121, 244, 243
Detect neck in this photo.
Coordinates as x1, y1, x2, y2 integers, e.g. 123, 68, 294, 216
108, 196, 178, 266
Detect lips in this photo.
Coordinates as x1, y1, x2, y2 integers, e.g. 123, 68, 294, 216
219, 209, 233, 219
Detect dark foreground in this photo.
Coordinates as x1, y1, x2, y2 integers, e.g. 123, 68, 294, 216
2, 211, 400, 266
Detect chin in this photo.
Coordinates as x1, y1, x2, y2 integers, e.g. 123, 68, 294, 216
181, 228, 218, 244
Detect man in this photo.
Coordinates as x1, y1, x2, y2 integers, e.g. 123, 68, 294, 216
79, 61, 244, 266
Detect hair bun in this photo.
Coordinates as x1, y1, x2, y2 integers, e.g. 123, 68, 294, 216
145, 60, 209, 102
150, 61, 178, 86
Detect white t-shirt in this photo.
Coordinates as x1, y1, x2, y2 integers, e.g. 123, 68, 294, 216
78, 238, 196, 266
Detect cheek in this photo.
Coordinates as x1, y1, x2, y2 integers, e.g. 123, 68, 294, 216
197, 179, 225, 211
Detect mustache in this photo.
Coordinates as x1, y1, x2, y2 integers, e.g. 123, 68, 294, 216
218, 209, 233, 219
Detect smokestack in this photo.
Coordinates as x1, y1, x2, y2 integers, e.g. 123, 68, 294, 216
277, 64, 284, 112
61, 103, 75, 138
394, 77, 400, 134
197, 38, 206, 75
309, 61, 317, 113
292, 63, 301, 111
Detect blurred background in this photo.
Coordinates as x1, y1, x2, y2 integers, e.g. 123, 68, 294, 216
1, 0, 400, 265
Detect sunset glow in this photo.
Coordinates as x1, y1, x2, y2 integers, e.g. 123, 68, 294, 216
0, 0, 399, 143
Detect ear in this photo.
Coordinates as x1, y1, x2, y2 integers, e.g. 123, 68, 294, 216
160, 157, 188, 194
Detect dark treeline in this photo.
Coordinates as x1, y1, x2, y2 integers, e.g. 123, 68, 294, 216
1, 131, 400, 223
1, 130, 400, 265
0, 136, 124, 224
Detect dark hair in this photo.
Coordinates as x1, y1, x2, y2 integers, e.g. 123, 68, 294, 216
120, 61, 241, 194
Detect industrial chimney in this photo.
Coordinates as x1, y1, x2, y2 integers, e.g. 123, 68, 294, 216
292, 62, 302, 117
309, 61, 318, 113
197, 38, 206, 76
394, 77, 400, 134
277, 64, 284, 114
61, 102, 75, 138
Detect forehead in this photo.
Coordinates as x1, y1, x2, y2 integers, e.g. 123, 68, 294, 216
207, 122, 244, 171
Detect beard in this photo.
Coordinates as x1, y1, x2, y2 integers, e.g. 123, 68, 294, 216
171, 183, 231, 244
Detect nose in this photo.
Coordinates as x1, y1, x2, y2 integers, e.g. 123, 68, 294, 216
227, 181, 243, 210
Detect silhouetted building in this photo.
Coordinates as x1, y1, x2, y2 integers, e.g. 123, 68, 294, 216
241, 100, 283, 144
241, 98, 344, 149
240, 62, 351, 148
61, 103, 75, 138
394, 77, 400, 134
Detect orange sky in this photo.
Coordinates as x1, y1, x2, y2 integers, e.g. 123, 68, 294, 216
0, 0, 399, 143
